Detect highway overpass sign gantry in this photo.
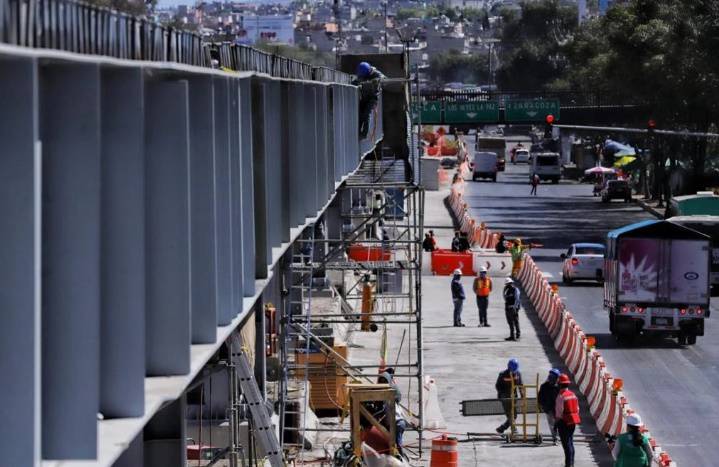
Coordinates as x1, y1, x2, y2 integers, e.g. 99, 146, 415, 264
505, 99, 561, 122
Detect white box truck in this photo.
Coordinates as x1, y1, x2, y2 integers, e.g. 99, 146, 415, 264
604, 220, 711, 345
472, 151, 498, 182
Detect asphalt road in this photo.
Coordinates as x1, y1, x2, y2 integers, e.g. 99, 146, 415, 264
463, 161, 719, 467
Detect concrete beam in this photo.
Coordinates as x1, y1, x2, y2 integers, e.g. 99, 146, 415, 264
213, 76, 234, 325
188, 75, 218, 344
40, 61, 101, 459
0, 55, 40, 467
251, 79, 269, 279
239, 78, 256, 296
100, 66, 146, 418
228, 79, 244, 317
144, 79, 191, 376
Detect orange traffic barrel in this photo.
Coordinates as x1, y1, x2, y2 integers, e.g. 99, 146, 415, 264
430, 434, 458, 466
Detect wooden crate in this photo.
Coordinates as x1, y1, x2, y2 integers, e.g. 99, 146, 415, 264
295, 345, 349, 410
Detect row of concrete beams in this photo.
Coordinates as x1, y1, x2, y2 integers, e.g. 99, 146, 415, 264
0, 44, 380, 466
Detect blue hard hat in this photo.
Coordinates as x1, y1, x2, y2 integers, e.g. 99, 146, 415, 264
357, 62, 372, 78
549, 368, 561, 377
508, 358, 519, 372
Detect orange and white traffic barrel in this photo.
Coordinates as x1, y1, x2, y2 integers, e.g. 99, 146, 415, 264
430, 434, 458, 466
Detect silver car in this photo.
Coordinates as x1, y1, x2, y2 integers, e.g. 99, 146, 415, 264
561, 243, 605, 283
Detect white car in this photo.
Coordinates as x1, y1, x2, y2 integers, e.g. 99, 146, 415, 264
515, 149, 530, 163
561, 243, 605, 283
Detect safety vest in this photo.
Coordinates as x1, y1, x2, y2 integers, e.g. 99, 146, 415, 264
474, 277, 492, 297
558, 389, 580, 425
615, 432, 650, 467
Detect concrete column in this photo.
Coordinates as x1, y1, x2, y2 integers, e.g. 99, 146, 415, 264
251, 79, 269, 279
144, 79, 191, 376
278, 82, 291, 241
100, 66, 146, 418
144, 395, 186, 467
263, 80, 282, 249
213, 76, 234, 325
288, 82, 304, 228
0, 56, 40, 467
40, 62, 101, 459
304, 85, 318, 218
239, 78, 256, 296
188, 75, 218, 343
228, 79, 243, 317
316, 86, 330, 205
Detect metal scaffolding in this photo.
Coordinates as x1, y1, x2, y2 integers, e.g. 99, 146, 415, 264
276, 157, 425, 463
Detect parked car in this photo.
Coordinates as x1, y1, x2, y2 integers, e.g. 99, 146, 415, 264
561, 243, 605, 283
601, 179, 631, 203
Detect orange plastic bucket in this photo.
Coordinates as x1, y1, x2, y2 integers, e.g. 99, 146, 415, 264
430, 434, 458, 466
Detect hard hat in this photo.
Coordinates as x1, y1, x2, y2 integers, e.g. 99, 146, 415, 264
549, 368, 561, 377
507, 358, 519, 372
357, 62, 372, 77
505, 277, 514, 284
453, 269, 462, 276
558, 374, 571, 385
479, 266, 488, 273
626, 414, 643, 427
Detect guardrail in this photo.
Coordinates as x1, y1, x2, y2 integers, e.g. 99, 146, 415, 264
0, 0, 352, 82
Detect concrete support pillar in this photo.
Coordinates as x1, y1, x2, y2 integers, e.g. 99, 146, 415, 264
0, 55, 40, 467
100, 66, 146, 418
254, 300, 266, 397
145, 79, 191, 375
213, 76, 234, 325
303, 85, 319, 218
144, 395, 186, 467
40, 62, 101, 459
188, 75, 218, 343
251, 79, 269, 279
228, 79, 243, 316
288, 82, 305, 228
239, 78, 256, 295
279, 82, 291, 241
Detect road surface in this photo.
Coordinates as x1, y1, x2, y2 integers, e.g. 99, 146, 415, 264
463, 161, 718, 467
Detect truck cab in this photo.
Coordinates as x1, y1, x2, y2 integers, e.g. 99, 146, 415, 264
604, 220, 711, 345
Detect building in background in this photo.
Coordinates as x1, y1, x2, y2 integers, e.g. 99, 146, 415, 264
577, 0, 587, 23
236, 14, 294, 45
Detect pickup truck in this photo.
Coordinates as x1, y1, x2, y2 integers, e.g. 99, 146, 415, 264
604, 220, 711, 345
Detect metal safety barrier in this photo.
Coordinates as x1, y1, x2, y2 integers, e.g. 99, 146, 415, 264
0, 0, 352, 82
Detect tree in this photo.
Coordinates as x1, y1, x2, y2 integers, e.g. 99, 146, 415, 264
428, 49, 490, 85
495, 0, 578, 91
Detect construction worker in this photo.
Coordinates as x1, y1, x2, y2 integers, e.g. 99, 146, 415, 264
473, 266, 492, 327
503, 277, 521, 341
509, 239, 530, 278
422, 233, 434, 252
555, 374, 580, 467
495, 358, 524, 434
612, 413, 653, 467
353, 62, 385, 138
538, 368, 561, 444
451, 269, 466, 327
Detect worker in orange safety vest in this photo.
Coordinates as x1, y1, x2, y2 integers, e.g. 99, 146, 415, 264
473, 267, 492, 327
554, 373, 580, 467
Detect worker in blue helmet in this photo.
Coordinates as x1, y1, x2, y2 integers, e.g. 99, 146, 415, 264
352, 61, 385, 138
539, 368, 562, 444
495, 358, 524, 434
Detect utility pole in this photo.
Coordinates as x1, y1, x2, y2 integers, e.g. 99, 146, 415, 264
334, 0, 342, 67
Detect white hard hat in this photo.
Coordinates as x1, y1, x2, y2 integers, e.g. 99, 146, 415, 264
479, 266, 488, 273
626, 414, 643, 427
453, 269, 462, 276
505, 277, 514, 284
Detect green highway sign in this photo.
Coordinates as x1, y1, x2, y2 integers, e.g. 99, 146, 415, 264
411, 101, 443, 124
505, 99, 560, 122
444, 101, 499, 123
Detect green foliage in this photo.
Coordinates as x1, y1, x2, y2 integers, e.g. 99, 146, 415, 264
495, 0, 578, 91
428, 49, 489, 85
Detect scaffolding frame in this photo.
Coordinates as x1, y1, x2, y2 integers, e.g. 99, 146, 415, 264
277, 157, 425, 462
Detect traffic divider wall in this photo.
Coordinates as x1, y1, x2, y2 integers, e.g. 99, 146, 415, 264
516, 257, 677, 467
